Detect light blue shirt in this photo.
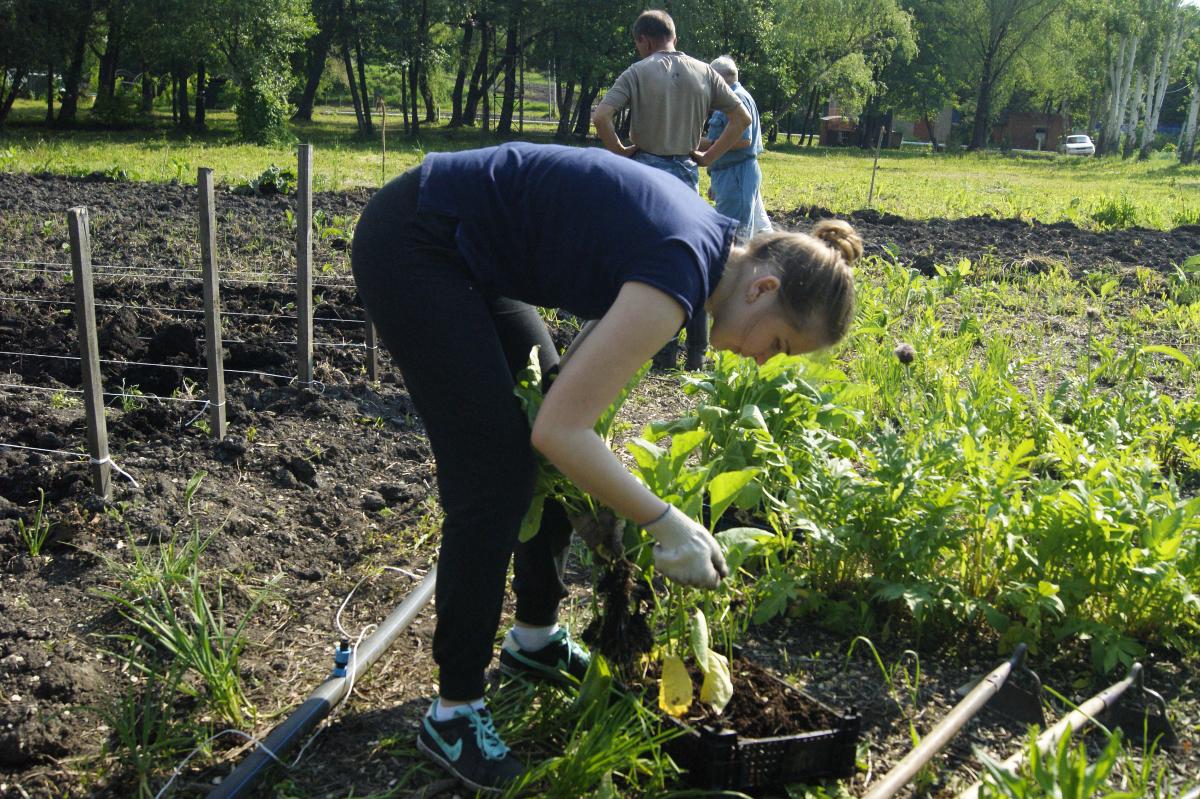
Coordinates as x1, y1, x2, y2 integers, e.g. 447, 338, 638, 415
706, 82, 764, 170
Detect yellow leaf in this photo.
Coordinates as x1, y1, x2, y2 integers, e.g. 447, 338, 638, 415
658, 655, 693, 717
699, 649, 733, 714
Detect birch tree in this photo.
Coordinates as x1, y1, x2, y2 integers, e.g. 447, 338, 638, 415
1099, 22, 1140, 154
1137, 0, 1189, 159
1181, 31, 1200, 163
1181, 58, 1199, 163
1121, 68, 1142, 157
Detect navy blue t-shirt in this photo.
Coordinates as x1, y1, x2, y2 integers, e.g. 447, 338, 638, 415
417, 143, 737, 322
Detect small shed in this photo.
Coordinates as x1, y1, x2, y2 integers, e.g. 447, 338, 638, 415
991, 112, 1071, 151
820, 115, 857, 146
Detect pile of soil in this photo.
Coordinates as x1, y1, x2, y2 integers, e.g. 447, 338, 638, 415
0, 172, 1196, 797
780, 206, 1200, 276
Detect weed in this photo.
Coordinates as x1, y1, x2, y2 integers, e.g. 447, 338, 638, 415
117, 381, 147, 413
17, 488, 51, 557
101, 553, 268, 728
183, 470, 206, 515
90, 660, 193, 799
1090, 195, 1139, 230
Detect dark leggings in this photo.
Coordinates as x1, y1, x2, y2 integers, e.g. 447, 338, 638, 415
351, 167, 572, 701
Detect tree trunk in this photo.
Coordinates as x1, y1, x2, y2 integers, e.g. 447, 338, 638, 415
1180, 62, 1199, 165
969, 51, 996, 150
496, 8, 519, 135
1140, 26, 1180, 160
409, 60, 420, 135
464, 20, 489, 126
573, 82, 598, 137
97, 27, 120, 101
46, 64, 55, 123
554, 79, 576, 139
294, 11, 336, 121
448, 17, 474, 127
924, 111, 939, 150
194, 60, 206, 128
409, 0, 428, 134
141, 63, 154, 112
350, 0, 373, 134
420, 69, 436, 122
1122, 70, 1143, 159
399, 61, 409, 133
57, 7, 92, 126
0, 67, 26, 128
1102, 33, 1139, 155
176, 66, 191, 127
342, 43, 365, 131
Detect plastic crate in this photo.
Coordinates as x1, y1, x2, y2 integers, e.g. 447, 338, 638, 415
662, 672, 860, 790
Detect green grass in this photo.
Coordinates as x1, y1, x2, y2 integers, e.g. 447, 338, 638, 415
759, 143, 1200, 229
3, 99, 1200, 228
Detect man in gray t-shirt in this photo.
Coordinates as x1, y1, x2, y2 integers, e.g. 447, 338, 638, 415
592, 10, 750, 192
592, 9, 750, 370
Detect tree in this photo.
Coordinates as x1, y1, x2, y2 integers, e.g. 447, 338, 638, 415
763, 0, 914, 140
936, 0, 1069, 150
1180, 18, 1200, 163
878, 2, 960, 149
199, 0, 313, 143
1137, 0, 1194, 158
294, 0, 339, 121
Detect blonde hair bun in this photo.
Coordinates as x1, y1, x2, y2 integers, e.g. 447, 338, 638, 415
811, 219, 863, 266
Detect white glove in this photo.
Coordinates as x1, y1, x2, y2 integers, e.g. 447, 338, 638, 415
644, 505, 729, 588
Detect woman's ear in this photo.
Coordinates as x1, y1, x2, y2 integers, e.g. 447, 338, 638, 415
745, 274, 781, 303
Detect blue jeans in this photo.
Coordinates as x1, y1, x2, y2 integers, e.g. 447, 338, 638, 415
710, 158, 764, 244
633, 151, 700, 192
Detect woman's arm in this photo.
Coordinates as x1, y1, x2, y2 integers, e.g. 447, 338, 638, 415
530, 282, 682, 524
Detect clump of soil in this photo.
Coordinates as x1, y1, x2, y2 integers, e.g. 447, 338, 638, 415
582, 556, 653, 674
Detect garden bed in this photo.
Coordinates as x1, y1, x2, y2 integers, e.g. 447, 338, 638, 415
0, 171, 1196, 797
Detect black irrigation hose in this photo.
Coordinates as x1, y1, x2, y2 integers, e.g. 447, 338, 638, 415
206, 566, 437, 799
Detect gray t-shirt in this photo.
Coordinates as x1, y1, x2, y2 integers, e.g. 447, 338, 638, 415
599, 51, 742, 157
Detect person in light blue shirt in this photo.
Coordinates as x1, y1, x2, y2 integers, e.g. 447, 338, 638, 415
702, 55, 773, 243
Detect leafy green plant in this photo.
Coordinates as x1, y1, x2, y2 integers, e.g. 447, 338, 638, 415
232, 164, 297, 196
978, 728, 1136, 799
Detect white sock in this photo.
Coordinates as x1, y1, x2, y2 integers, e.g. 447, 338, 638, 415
429, 697, 485, 722
509, 623, 559, 652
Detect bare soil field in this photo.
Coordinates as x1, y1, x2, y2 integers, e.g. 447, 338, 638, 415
0, 172, 1196, 798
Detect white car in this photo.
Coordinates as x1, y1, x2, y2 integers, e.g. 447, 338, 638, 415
1060, 134, 1095, 156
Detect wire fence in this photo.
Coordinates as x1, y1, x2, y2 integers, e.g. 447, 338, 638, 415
0, 294, 366, 325
0, 259, 355, 289
0, 157, 379, 500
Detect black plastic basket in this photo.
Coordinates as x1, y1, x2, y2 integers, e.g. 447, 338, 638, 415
662, 673, 860, 790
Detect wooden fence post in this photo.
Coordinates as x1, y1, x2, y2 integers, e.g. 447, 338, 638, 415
67, 207, 111, 500
867, 124, 886, 208
198, 168, 227, 439
296, 144, 314, 384
365, 309, 379, 383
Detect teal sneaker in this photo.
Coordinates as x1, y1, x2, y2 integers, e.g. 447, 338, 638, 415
416, 702, 525, 793
498, 627, 591, 684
